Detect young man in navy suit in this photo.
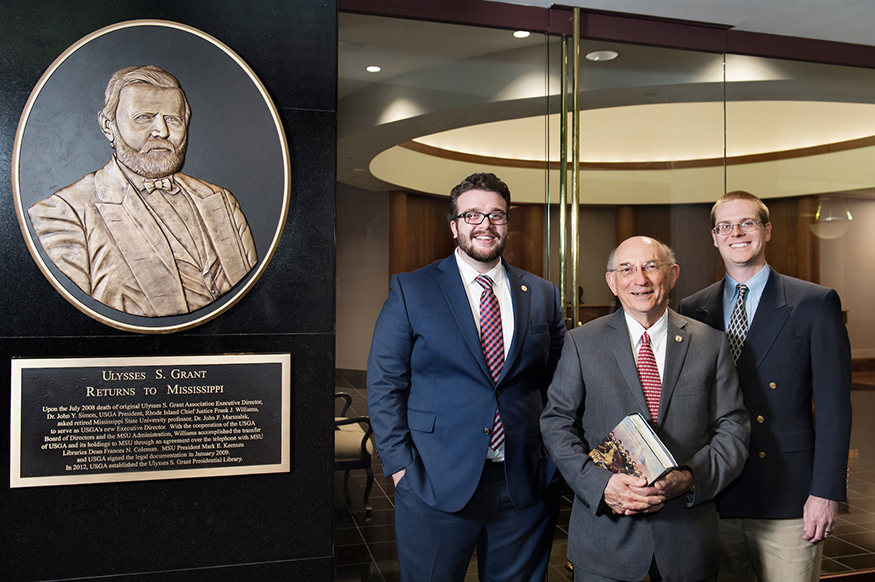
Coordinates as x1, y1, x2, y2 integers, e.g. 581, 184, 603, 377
367, 173, 565, 581
679, 191, 853, 582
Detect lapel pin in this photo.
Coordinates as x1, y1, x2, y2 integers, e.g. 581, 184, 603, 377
521, 285, 528, 292
675, 335, 683, 343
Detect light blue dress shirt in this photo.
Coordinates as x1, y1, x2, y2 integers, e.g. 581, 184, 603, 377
722, 264, 770, 331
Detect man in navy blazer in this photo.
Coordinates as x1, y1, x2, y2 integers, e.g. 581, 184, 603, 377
678, 191, 852, 582
541, 236, 750, 582
367, 173, 565, 581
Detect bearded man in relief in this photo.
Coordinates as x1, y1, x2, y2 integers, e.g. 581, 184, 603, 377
28, 65, 257, 317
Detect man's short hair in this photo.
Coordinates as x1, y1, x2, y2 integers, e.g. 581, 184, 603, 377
448, 172, 511, 221
711, 190, 770, 226
101, 65, 191, 124
606, 237, 677, 272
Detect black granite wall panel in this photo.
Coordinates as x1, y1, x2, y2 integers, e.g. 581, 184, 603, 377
1, 1, 337, 580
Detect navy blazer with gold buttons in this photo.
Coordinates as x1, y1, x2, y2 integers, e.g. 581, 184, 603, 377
679, 266, 852, 518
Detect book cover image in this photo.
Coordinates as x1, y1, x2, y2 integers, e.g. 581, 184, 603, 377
588, 413, 676, 484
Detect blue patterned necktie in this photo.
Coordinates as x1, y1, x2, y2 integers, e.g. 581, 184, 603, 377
727, 284, 749, 363
476, 274, 505, 450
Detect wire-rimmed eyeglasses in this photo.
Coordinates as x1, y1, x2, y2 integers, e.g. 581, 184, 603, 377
609, 261, 668, 278
712, 219, 763, 235
455, 211, 509, 225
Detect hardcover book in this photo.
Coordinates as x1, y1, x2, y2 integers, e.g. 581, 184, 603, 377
588, 412, 678, 485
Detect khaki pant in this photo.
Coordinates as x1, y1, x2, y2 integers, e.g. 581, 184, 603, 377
717, 517, 823, 582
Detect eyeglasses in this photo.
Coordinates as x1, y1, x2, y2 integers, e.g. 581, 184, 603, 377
609, 261, 668, 278
712, 219, 762, 235
455, 211, 509, 225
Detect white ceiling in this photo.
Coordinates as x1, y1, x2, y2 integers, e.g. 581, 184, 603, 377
338, 3, 875, 204
497, 0, 875, 47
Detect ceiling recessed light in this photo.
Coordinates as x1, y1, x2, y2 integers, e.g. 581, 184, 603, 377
585, 50, 619, 62
366, 65, 381, 73
513, 31, 531, 39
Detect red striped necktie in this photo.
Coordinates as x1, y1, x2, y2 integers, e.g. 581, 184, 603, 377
637, 331, 661, 422
476, 274, 505, 449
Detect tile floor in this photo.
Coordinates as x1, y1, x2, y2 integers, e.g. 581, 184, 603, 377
334, 369, 875, 581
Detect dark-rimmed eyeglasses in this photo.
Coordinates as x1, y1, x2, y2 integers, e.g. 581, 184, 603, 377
455, 211, 509, 225
609, 261, 668, 278
712, 220, 762, 235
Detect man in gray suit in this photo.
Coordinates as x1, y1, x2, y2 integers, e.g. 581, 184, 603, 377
28, 65, 257, 317
541, 236, 750, 581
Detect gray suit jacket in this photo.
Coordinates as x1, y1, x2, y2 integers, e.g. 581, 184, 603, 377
541, 308, 750, 581
28, 158, 257, 317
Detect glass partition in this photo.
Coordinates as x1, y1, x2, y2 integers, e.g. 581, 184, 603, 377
337, 9, 875, 577
565, 39, 727, 322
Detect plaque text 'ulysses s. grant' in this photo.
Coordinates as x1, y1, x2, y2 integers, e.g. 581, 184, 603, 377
11, 354, 290, 487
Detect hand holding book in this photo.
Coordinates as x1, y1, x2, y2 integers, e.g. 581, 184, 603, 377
603, 473, 666, 515
591, 413, 694, 514
588, 413, 678, 485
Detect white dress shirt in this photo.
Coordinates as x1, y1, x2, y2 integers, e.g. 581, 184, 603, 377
623, 308, 669, 382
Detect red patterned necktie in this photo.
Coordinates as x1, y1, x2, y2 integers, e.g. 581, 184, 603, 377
476, 274, 505, 450
637, 331, 661, 422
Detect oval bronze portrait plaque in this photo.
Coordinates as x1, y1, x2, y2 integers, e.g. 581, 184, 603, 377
12, 20, 290, 334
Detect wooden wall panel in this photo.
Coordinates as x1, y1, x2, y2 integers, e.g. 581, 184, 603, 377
389, 195, 820, 303
507, 204, 545, 277
605, 199, 821, 305
405, 194, 456, 272
388, 193, 545, 279
765, 196, 799, 279
389, 190, 409, 277
795, 196, 820, 284
668, 204, 719, 304
616, 206, 636, 242
628, 204, 716, 305
388, 191, 455, 278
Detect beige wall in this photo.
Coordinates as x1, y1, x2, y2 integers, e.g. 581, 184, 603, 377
336, 184, 389, 370
820, 197, 875, 359
547, 205, 617, 306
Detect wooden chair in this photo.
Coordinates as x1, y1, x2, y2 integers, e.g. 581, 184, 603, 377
334, 392, 375, 512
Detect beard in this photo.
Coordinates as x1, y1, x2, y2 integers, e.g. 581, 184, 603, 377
113, 130, 187, 179
457, 228, 507, 264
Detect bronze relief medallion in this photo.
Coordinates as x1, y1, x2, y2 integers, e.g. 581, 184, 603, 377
13, 20, 290, 333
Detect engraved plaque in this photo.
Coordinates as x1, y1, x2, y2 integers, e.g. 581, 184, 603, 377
11, 354, 290, 487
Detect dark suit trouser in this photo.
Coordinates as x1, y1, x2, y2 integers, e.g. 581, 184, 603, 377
394, 461, 561, 582
573, 560, 716, 582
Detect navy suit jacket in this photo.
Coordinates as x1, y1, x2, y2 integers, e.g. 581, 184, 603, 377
367, 253, 565, 513
679, 267, 852, 518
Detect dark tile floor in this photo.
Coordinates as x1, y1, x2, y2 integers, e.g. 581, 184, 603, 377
334, 369, 875, 581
